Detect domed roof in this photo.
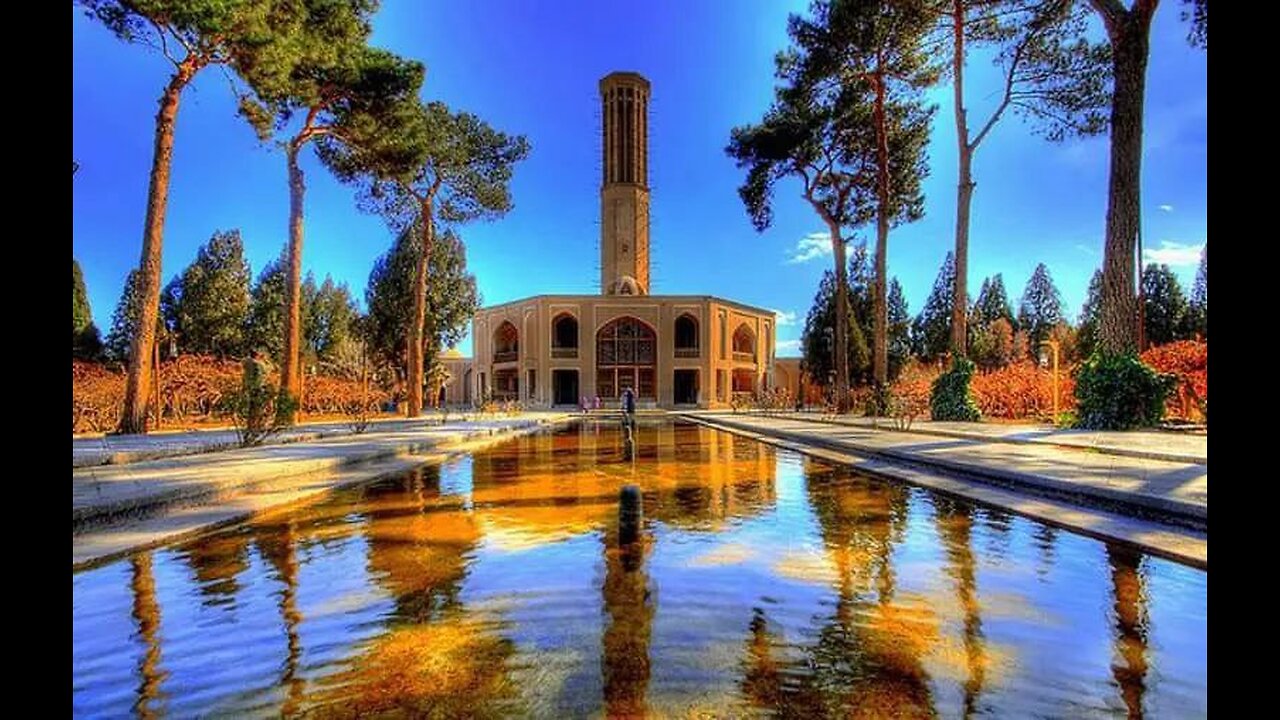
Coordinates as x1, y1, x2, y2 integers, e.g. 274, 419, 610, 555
440, 347, 464, 359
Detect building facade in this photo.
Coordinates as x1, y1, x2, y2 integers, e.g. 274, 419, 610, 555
463, 71, 779, 409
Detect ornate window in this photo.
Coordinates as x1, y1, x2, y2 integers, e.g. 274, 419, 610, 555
596, 316, 657, 400
493, 321, 519, 364
732, 323, 756, 363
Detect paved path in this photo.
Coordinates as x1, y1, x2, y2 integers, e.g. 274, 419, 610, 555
681, 413, 1207, 525
74, 413, 505, 468
739, 412, 1207, 465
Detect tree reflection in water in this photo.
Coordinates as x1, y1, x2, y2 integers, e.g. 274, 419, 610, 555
1107, 545, 1151, 719
738, 466, 937, 718
129, 551, 166, 719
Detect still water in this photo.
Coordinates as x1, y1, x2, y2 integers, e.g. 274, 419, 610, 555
73, 420, 1206, 718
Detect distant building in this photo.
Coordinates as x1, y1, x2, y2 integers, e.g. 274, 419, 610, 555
456, 72, 780, 409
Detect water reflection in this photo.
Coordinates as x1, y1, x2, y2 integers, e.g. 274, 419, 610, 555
129, 552, 164, 719
1108, 545, 1151, 718
72, 419, 1205, 718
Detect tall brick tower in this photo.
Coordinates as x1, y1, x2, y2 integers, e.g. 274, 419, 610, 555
599, 72, 650, 296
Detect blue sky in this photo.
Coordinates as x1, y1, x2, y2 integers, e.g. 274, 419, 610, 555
72, 1, 1206, 357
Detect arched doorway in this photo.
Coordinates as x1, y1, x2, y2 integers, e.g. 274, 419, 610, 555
596, 316, 657, 401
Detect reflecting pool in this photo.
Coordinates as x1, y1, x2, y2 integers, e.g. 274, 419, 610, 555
73, 419, 1207, 718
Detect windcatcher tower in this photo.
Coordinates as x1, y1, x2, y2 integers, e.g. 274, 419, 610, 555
599, 72, 650, 295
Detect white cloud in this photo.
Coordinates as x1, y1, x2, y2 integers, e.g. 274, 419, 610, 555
776, 339, 802, 355
1143, 240, 1204, 268
1074, 243, 1097, 256
1159, 204, 1174, 213
770, 309, 798, 326
786, 232, 832, 264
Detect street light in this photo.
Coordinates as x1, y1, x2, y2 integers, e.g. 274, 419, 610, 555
1038, 339, 1060, 425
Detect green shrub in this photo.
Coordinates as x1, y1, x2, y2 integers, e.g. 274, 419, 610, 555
1073, 352, 1176, 430
218, 357, 298, 447
930, 356, 981, 422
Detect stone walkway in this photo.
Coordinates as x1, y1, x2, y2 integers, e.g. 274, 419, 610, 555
73, 413, 571, 568
772, 412, 1206, 464
73, 413, 473, 468
684, 413, 1206, 522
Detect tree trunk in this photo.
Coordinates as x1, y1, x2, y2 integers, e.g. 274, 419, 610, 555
950, 0, 972, 358
407, 204, 435, 417
830, 227, 850, 412
872, 69, 891, 390
1098, 8, 1153, 356
120, 61, 197, 434
281, 142, 306, 420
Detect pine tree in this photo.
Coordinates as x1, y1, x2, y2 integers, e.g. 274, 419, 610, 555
800, 270, 869, 390
1186, 246, 1207, 339
1017, 263, 1063, 357
307, 276, 359, 365
105, 270, 143, 362
245, 257, 290, 363
81, 0, 314, 433
166, 230, 252, 357
365, 226, 479, 398
73, 259, 102, 359
912, 252, 957, 364
887, 278, 911, 382
323, 101, 528, 416
973, 273, 1015, 329
1077, 268, 1104, 357
1141, 263, 1189, 346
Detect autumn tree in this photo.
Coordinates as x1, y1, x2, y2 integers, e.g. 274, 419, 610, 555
322, 101, 528, 416
364, 226, 480, 404
1140, 263, 1188, 346
238, 0, 425, 413
80, 0, 310, 433
1016, 263, 1064, 357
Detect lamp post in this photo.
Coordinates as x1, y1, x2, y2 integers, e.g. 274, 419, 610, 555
1038, 339, 1060, 424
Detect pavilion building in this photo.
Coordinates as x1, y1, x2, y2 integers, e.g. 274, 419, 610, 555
450, 72, 795, 409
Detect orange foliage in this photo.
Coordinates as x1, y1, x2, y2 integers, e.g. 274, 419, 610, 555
72, 354, 393, 434
1141, 340, 1207, 421
889, 361, 938, 421
970, 362, 1077, 420
72, 360, 125, 433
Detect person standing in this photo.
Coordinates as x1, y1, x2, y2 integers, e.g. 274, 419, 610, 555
621, 386, 636, 426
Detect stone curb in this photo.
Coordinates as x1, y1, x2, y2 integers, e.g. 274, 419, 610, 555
752, 412, 1207, 466
72, 417, 563, 531
683, 413, 1206, 525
